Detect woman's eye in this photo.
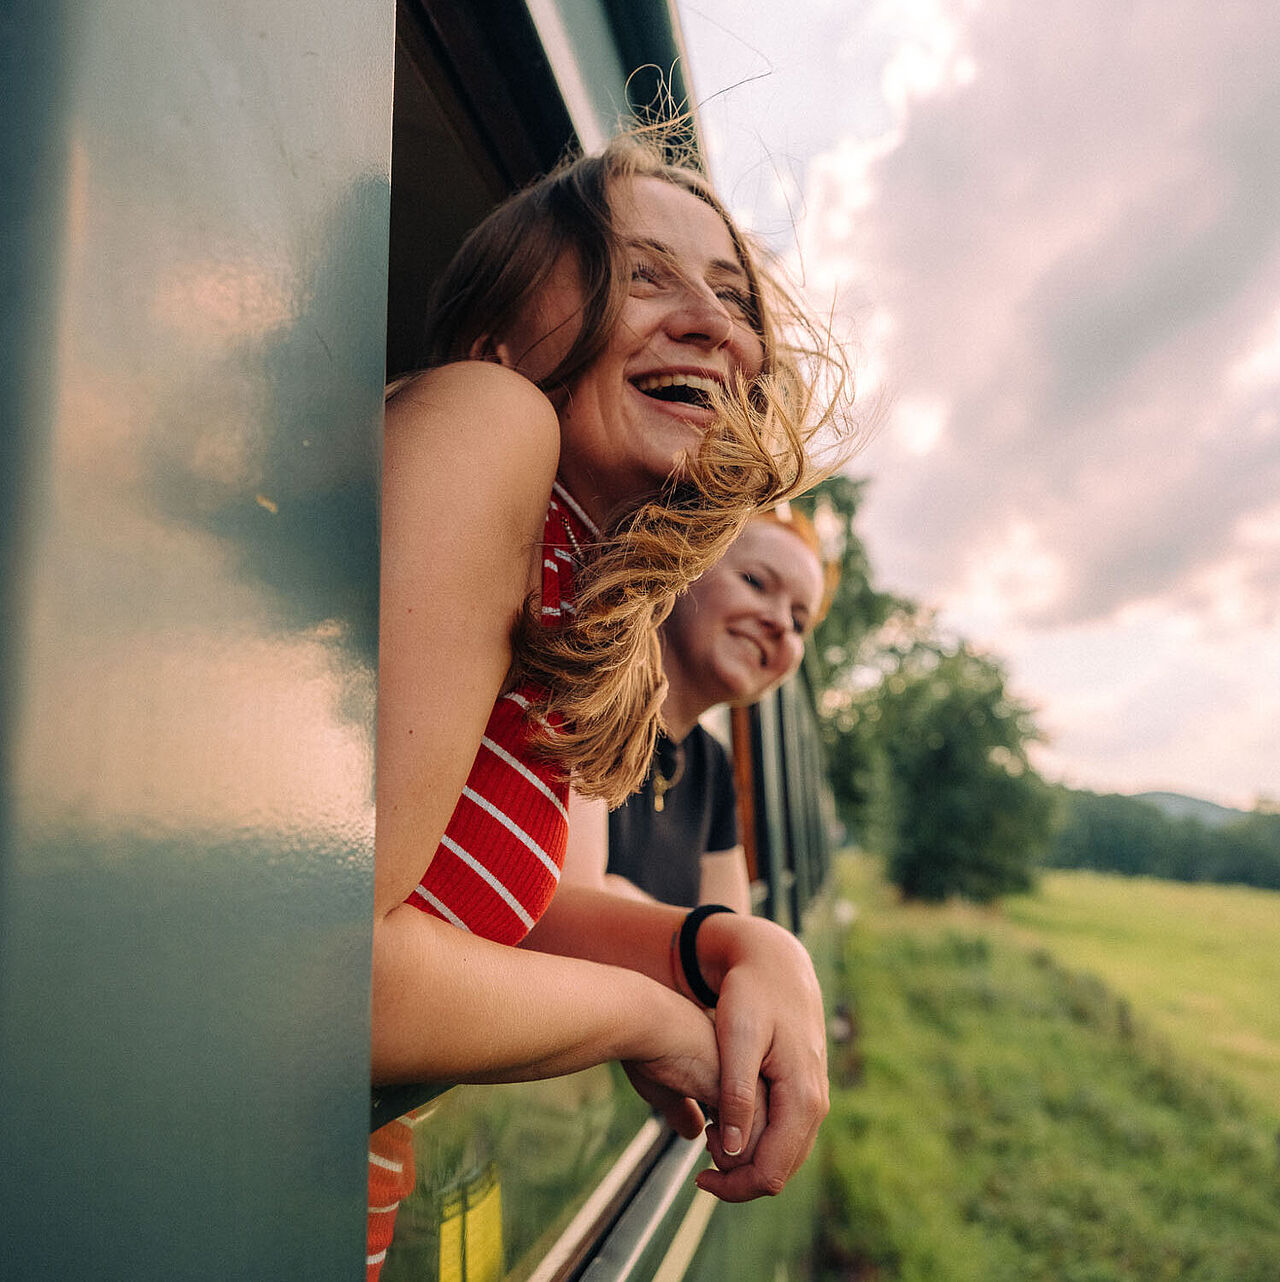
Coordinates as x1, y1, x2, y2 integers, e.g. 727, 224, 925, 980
717, 287, 751, 315
741, 572, 763, 591
631, 261, 662, 286
791, 616, 807, 635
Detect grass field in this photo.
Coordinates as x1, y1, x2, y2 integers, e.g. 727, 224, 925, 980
818, 855, 1280, 1282
1001, 871, 1280, 1120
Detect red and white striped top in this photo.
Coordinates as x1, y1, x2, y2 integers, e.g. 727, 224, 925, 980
404, 481, 597, 945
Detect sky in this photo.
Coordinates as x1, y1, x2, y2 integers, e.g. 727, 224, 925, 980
677, 0, 1280, 811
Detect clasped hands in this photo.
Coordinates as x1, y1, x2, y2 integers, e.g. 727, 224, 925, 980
626, 913, 830, 1203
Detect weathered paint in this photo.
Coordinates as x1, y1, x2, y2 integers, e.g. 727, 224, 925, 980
1, 2, 392, 1275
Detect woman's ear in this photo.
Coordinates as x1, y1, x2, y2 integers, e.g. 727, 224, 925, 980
468, 334, 517, 369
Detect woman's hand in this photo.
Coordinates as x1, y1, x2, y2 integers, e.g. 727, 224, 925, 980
622, 1062, 707, 1141
520, 885, 824, 1199
690, 914, 830, 1201
623, 1038, 769, 1154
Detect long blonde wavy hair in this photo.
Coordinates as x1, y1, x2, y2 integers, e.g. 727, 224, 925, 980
417, 127, 855, 806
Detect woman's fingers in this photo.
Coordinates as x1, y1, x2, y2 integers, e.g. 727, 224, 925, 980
696, 1071, 827, 1200
621, 1061, 707, 1139
709, 998, 771, 1161
704, 1076, 767, 1170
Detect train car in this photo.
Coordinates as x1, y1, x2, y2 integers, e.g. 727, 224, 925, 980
1, 2, 838, 1276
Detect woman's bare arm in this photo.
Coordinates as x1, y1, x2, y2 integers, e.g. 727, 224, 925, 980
372, 903, 721, 1138
561, 790, 609, 886
372, 365, 722, 1129
375, 362, 558, 917
698, 847, 752, 915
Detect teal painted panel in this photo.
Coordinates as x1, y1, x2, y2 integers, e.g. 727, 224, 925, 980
0, 2, 392, 1276
527, 0, 629, 143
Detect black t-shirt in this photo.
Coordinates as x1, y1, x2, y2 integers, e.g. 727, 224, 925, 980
606, 725, 740, 907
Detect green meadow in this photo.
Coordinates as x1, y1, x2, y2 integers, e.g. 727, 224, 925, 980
1002, 870, 1280, 1118
817, 856, 1280, 1282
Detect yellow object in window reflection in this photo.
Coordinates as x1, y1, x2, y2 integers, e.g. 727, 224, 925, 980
440, 1163, 503, 1282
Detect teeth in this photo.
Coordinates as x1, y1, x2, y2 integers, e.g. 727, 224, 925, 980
633, 373, 721, 395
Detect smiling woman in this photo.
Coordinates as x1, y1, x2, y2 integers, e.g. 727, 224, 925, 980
662, 515, 827, 711
370, 127, 850, 1275
582, 508, 833, 915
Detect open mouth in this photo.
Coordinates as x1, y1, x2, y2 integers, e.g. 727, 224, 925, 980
632, 372, 720, 410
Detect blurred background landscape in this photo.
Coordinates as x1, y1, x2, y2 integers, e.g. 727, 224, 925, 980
675, 2, 1280, 1275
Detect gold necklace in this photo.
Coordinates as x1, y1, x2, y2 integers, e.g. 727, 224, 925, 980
651, 735, 685, 813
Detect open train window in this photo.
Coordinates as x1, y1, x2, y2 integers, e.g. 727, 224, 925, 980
385, 0, 572, 377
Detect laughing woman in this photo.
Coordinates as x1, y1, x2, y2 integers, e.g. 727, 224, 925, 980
371, 133, 849, 1265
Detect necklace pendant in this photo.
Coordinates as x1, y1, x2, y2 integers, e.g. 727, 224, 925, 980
653, 793, 665, 813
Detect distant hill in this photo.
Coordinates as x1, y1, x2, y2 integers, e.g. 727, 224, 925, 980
1135, 791, 1247, 829
1050, 789, 1279, 890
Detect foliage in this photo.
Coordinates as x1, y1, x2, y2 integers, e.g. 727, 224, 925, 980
1048, 788, 1280, 891
818, 855, 1280, 1282
857, 620, 1056, 901
796, 475, 904, 828
797, 477, 1055, 902
797, 474, 903, 697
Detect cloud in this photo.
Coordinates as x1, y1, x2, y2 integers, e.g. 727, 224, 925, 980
683, 0, 1280, 803
802, 0, 1280, 636
1019, 602, 1280, 809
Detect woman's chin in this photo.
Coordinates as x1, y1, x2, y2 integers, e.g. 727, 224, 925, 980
712, 664, 766, 708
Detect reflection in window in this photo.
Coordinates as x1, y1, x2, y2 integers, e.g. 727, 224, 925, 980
381, 1065, 652, 1281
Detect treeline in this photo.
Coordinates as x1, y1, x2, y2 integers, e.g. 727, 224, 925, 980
1048, 789, 1280, 891
798, 477, 1055, 903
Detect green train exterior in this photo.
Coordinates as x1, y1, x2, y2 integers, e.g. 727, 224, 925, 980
1, 3, 839, 1276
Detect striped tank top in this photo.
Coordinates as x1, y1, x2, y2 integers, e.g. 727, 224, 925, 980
405, 480, 596, 944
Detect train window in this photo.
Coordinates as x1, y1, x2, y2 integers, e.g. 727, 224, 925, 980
385, 0, 571, 378
379, 1070, 658, 1281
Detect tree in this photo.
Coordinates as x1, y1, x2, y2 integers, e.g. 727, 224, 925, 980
852, 618, 1056, 902
795, 475, 903, 832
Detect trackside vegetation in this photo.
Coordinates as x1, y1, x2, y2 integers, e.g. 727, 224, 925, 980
817, 855, 1280, 1282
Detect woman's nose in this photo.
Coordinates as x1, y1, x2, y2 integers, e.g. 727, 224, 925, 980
669, 284, 734, 349
759, 598, 788, 637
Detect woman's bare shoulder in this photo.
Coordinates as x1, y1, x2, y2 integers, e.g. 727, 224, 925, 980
385, 361, 560, 549
376, 364, 561, 911
387, 362, 558, 453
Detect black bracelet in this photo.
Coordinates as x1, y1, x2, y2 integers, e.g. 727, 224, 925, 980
678, 904, 735, 1008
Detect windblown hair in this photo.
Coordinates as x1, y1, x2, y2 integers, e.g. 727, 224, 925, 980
420, 125, 855, 806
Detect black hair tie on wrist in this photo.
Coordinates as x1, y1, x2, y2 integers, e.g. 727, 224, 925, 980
678, 904, 736, 1008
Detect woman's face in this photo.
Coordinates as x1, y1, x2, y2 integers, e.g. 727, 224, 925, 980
495, 176, 766, 523
662, 520, 824, 708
